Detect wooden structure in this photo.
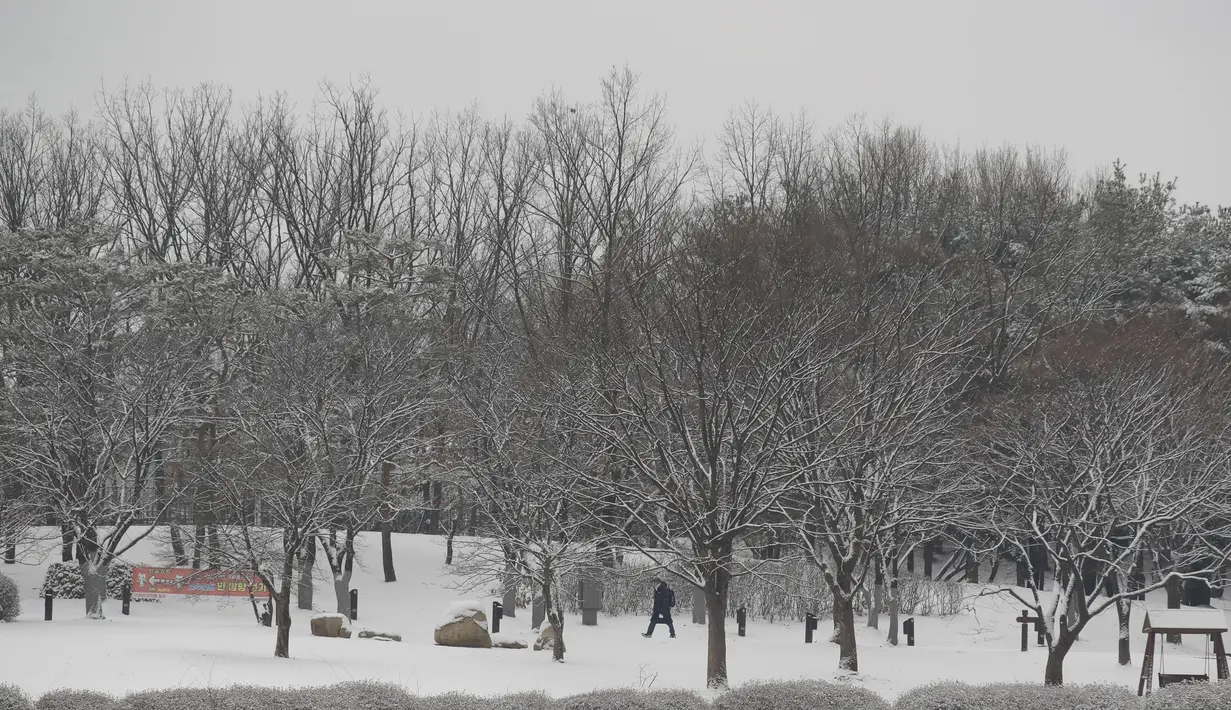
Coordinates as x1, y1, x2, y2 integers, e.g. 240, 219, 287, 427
1138, 608, 1230, 696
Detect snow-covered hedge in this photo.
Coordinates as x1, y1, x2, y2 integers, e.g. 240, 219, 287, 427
1147, 679, 1231, 710
0, 684, 33, 710
0, 571, 20, 622
34, 689, 116, 710
39, 561, 142, 600
560, 689, 709, 710
118, 686, 309, 710
715, 680, 890, 710
893, 682, 1141, 710
554, 560, 963, 622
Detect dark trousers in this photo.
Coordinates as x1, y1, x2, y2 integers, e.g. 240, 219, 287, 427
646, 611, 675, 636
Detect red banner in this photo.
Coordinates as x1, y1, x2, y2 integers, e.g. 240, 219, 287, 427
131, 567, 270, 598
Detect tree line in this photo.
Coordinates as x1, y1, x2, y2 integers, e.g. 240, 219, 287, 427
2, 69, 1231, 687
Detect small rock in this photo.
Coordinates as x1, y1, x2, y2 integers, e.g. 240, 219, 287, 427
358, 629, 403, 642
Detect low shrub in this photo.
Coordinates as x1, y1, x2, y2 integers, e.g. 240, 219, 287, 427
421, 692, 483, 710
716, 680, 890, 710
0, 684, 33, 710
313, 681, 418, 710
487, 691, 555, 710
559, 689, 708, 710
40, 561, 138, 601
0, 572, 20, 622
34, 689, 116, 710
1146, 680, 1231, 710
893, 682, 1140, 710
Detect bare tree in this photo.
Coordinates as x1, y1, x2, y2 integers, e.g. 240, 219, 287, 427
973, 324, 1231, 685
0, 226, 222, 617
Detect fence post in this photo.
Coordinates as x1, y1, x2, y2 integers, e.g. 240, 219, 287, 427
349, 589, 358, 621
492, 601, 503, 634
44, 594, 53, 621
737, 607, 746, 637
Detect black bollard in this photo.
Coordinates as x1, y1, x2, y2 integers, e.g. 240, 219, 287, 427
903, 617, 915, 647
1020, 610, 1028, 652
44, 594, 53, 621
737, 607, 746, 637
804, 612, 817, 643
492, 601, 503, 634
349, 589, 358, 621
122, 585, 131, 616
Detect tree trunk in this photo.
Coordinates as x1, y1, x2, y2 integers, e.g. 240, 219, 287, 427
297, 536, 316, 610
705, 568, 731, 689
4, 542, 14, 564
168, 526, 188, 567
922, 542, 934, 579
207, 526, 220, 568
334, 577, 351, 616
275, 556, 295, 658
541, 568, 566, 662
868, 563, 883, 629
965, 552, 980, 584
381, 522, 396, 580
834, 593, 859, 671
1116, 597, 1131, 665
1166, 574, 1183, 644
887, 575, 900, 646
192, 525, 206, 569
60, 525, 73, 562
1044, 632, 1076, 685
81, 559, 109, 620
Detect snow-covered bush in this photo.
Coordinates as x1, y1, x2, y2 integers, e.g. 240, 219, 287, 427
313, 681, 419, 710
487, 691, 555, 710
0, 572, 20, 622
559, 689, 708, 710
556, 560, 962, 622
0, 684, 33, 710
715, 680, 889, 710
34, 689, 116, 710
118, 686, 308, 710
39, 561, 139, 600
1147, 680, 1231, 710
421, 692, 484, 710
893, 682, 1141, 710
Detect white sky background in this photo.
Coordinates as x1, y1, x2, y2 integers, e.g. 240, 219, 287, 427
0, 0, 1226, 207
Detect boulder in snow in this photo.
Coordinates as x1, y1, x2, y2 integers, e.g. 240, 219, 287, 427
434, 600, 492, 649
310, 612, 350, 639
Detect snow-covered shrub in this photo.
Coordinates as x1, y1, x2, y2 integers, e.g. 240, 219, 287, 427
1147, 680, 1231, 710
34, 689, 116, 710
421, 692, 484, 710
39, 563, 83, 600
487, 691, 555, 710
0, 572, 20, 622
119, 686, 309, 710
556, 560, 962, 622
313, 681, 419, 710
893, 682, 1141, 710
715, 680, 889, 710
39, 561, 138, 600
559, 689, 708, 710
0, 685, 33, 710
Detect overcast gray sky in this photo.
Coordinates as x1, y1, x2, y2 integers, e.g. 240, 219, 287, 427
1, 0, 1226, 206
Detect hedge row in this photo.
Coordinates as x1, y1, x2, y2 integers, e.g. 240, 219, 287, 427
2, 680, 1228, 710
552, 561, 965, 622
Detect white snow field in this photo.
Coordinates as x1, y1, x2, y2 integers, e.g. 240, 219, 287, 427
0, 529, 1224, 700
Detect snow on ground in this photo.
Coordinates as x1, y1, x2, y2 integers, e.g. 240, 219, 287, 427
0, 529, 1224, 700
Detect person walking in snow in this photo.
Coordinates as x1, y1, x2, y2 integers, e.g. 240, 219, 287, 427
642, 579, 676, 638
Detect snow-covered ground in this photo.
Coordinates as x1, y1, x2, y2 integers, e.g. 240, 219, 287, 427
0, 529, 1223, 700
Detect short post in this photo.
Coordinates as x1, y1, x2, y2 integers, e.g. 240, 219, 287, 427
1020, 610, 1027, 651
532, 596, 545, 629
492, 601, 503, 634
44, 593, 53, 621
349, 589, 358, 621
804, 612, 817, 643
904, 617, 915, 647
122, 585, 131, 616
737, 607, 746, 637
